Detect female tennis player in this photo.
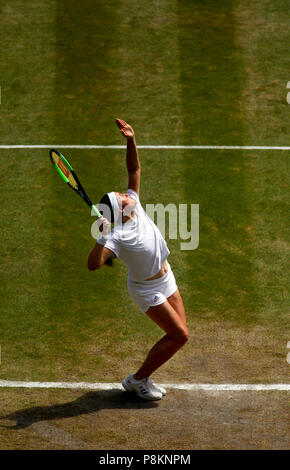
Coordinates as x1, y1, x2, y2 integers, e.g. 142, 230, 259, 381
88, 119, 188, 400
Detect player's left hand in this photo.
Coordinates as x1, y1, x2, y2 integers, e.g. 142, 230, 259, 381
116, 118, 135, 139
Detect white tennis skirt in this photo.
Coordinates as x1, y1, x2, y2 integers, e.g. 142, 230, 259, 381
127, 262, 178, 313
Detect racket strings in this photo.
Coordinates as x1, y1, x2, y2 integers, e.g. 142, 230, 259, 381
67, 173, 79, 190
51, 151, 79, 190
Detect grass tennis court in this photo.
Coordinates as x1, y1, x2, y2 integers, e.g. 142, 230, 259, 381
0, 0, 289, 449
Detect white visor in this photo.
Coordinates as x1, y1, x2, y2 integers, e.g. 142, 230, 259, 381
107, 191, 120, 224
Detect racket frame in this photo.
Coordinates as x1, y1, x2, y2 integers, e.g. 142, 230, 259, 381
50, 148, 102, 218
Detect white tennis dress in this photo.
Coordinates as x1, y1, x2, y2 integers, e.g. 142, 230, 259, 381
97, 189, 177, 312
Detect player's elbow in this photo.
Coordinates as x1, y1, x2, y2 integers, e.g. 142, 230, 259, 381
129, 165, 141, 175
87, 257, 102, 271
88, 262, 101, 271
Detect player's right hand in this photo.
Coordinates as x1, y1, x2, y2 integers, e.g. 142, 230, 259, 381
97, 216, 111, 234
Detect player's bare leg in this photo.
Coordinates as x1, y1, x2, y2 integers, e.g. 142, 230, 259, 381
134, 290, 188, 380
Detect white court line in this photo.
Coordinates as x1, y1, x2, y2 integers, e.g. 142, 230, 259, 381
0, 380, 289, 391
0, 145, 289, 150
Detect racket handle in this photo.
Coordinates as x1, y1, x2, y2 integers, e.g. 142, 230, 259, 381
91, 204, 111, 235
91, 205, 102, 218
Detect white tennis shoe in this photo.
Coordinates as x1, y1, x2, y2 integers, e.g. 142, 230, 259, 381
149, 380, 167, 397
122, 374, 164, 401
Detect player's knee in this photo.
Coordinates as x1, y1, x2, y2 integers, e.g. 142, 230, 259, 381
175, 327, 189, 346
181, 328, 189, 345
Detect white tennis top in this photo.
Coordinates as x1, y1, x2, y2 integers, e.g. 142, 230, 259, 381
97, 189, 170, 281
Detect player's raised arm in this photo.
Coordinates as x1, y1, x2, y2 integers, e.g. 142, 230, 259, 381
116, 118, 141, 195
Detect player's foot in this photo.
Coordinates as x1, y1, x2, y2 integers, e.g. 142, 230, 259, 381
122, 374, 163, 401
149, 380, 167, 397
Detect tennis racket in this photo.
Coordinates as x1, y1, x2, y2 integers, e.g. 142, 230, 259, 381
50, 148, 102, 218
50, 149, 113, 266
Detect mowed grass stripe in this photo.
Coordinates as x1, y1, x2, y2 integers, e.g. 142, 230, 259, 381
48, 2, 127, 382
0, 3, 56, 381
113, 0, 190, 381
236, 1, 290, 329
177, 2, 257, 325
235, 0, 289, 147
114, 0, 183, 144
175, 2, 289, 384
0, 0, 56, 144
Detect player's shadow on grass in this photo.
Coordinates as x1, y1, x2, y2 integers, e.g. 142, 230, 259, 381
0, 389, 159, 429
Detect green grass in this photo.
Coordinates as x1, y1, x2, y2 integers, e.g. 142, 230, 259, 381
0, 0, 289, 385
